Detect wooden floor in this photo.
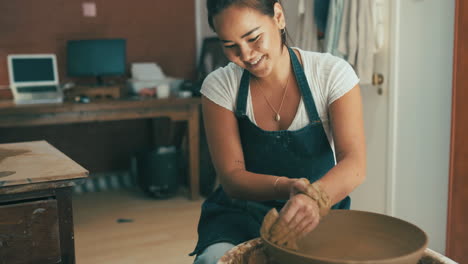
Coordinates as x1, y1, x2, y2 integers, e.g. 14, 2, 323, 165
72, 189, 204, 264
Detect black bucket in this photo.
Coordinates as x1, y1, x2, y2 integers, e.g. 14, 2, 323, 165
134, 146, 180, 198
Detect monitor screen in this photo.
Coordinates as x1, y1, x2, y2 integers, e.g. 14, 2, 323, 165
67, 39, 126, 79
11, 57, 56, 83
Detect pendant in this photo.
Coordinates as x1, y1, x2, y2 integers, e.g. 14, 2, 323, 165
275, 114, 281, 122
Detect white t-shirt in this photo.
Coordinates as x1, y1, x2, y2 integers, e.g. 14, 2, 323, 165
201, 48, 360, 153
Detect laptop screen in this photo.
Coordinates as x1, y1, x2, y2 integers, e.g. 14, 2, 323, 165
8, 54, 63, 104
11, 57, 56, 83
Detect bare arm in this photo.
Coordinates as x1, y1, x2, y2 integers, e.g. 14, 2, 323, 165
203, 83, 365, 238
316, 84, 367, 205
202, 96, 293, 200
202, 82, 366, 203
276, 84, 366, 236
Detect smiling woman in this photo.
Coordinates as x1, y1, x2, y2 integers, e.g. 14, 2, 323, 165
190, 1, 366, 263
209, 0, 287, 80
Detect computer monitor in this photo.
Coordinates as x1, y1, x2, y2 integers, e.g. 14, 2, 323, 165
67, 39, 126, 85
7, 54, 63, 104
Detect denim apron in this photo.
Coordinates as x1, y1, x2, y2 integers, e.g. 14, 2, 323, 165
190, 48, 350, 256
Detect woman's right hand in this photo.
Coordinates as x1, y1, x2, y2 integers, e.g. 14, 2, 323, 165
279, 178, 321, 238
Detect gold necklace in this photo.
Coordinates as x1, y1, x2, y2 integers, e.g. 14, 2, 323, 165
254, 71, 290, 122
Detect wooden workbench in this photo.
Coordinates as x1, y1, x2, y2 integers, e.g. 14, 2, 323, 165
0, 97, 201, 200
0, 140, 88, 264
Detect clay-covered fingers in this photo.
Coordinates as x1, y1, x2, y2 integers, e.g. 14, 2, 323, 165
269, 199, 300, 244
301, 181, 332, 218
269, 218, 299, 251
296, 211, 320, 239
287, 193, 321, 238
274, 221, 299, 246
260, 208, 279, 239
270, 194, 308, 243
278, 193, 305, 224
287, 208, 306, 230
260, 182, 328, 252
305, 184, 320, 200
298, 178, 310, 186
290, 178, 310, 196
318, 199, 331, 217
269, 217, 290, 244
280, 226, 301, 250
261, 208, 298, 250
271, 213, 306, 251
318, 190, 332, 216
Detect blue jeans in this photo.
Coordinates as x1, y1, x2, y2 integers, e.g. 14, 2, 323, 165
193, 242, 236, 264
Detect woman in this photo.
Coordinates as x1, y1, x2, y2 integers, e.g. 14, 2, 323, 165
191, 0, 366, 263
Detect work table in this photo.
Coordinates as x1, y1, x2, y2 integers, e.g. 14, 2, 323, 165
0, 140, 88, 263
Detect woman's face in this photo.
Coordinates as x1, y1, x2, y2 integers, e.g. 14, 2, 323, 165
213, 3, 285, 78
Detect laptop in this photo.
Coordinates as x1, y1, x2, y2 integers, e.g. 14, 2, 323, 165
7, 54, 63, 104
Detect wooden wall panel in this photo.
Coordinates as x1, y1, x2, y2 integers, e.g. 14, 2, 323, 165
447, 0, 468, 262
0, 0, 196, 86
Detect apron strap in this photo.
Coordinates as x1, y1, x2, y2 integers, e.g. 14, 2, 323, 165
235, 47, 322, 122
235, 69, 251, 117
288, 47, 321, 122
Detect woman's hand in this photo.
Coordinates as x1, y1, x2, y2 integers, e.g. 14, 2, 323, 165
288, 177, 309, 197
279, 178, 321, 238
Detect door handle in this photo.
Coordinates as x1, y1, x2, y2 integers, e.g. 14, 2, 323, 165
372, 73, 384, 86
372, 73, 384, 95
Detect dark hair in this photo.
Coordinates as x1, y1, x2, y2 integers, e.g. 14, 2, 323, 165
206, 0, 288, 46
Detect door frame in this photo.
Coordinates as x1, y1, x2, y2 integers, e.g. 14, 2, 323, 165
385, 0, 400, 216
446, 0, 467, 262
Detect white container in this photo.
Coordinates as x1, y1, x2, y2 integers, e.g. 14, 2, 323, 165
157, 83, 170, 99
178, 90, 192, 98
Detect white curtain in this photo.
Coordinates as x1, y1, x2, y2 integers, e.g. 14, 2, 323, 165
293, 0, 320, 51
284, 0, 384, 85
337, 0, 383, 85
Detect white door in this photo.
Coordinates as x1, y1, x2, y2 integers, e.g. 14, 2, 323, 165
349, 0, 391, 214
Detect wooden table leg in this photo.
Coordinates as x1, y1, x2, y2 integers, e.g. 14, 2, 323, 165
188, 104, 200, 200
56, 187, 76, 264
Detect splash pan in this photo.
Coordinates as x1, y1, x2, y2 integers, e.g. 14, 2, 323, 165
262, 210, 428, 264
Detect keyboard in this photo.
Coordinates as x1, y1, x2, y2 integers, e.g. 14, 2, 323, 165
13, 85, 63, 104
